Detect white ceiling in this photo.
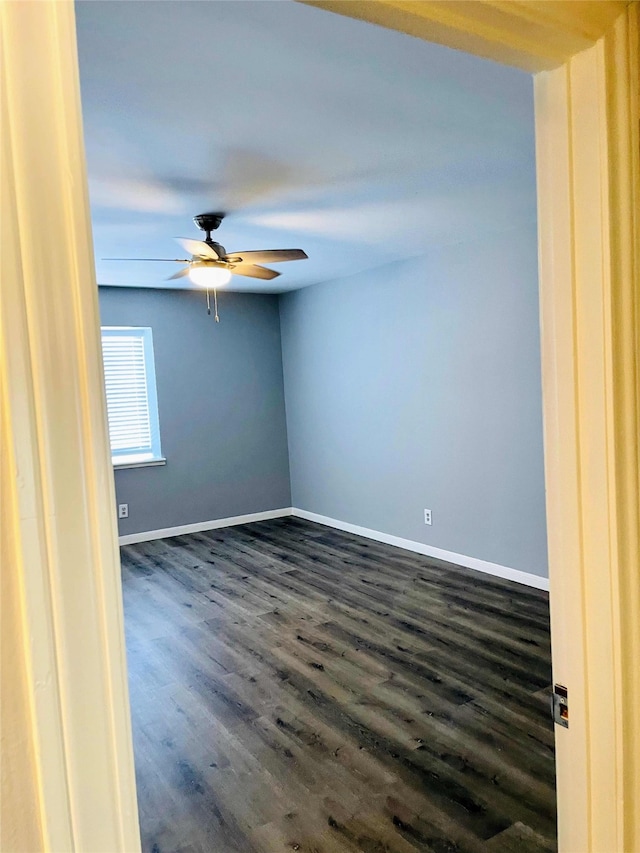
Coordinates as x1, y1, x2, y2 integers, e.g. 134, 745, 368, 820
75, 0, 536, 294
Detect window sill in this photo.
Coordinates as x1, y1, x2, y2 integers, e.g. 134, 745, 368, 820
112, 457, 166, 471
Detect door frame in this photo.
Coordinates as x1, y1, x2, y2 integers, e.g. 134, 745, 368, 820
2, 2, 637, 850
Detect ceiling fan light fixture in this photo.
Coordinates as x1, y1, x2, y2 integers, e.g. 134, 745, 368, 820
188, 265, 232, 288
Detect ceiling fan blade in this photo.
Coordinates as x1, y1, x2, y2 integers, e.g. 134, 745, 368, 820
166, 267, 191, 281
224, 249, 308, 265
103, 257, 191, 262
230, 264, 281, 281
175, 238, 219, 260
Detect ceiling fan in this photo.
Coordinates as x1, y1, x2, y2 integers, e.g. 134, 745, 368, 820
104, 212, 307, 320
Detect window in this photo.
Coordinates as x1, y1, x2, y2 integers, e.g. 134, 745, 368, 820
101, 326, 164, 468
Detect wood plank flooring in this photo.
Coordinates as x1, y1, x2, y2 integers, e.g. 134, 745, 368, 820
121, 517, 556, 853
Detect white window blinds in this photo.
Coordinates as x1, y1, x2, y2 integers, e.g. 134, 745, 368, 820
101, 327, 162, 464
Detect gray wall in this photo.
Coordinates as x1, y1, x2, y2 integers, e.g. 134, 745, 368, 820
279, 227, 548, 577
99, 287, 291, 536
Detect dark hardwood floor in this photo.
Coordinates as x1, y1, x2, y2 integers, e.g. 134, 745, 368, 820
121, 517, 556, 853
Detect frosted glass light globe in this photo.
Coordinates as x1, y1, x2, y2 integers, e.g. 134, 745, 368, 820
189, 265, 232, 288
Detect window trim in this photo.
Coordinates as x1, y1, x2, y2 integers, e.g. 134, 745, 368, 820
101, 326, 164, 467
112, 457, 166, 471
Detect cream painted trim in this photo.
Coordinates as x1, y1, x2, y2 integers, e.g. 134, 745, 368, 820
118, 508, 293, 545
1, 125, 47, 853
299, 0, 627, 72
291, 509, 549, 591
535, 5, 640, 851
1, 3, 140, 851
606, 11, 640, 850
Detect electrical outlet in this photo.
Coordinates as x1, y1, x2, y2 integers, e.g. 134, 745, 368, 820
118, 503, 129, 519
424, 508, 432, 525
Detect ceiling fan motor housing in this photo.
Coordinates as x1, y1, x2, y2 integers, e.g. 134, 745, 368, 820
193, 212, 227, 254
194, 212, 224, 232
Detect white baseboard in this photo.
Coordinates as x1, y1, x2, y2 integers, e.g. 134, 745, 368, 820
118, 505, 549, 591
118, 507, 293, 546
290, 508, 549, 591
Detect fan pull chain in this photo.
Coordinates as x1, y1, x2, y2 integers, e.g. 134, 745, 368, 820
205, 289, 220, 322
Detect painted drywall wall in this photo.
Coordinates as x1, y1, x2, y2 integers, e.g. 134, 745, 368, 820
279, 227, 548, 577
99, 287, 291, 535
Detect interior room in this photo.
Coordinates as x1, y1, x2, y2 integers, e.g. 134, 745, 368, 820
78, 1, 553, 850
5, 2, 638, 852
